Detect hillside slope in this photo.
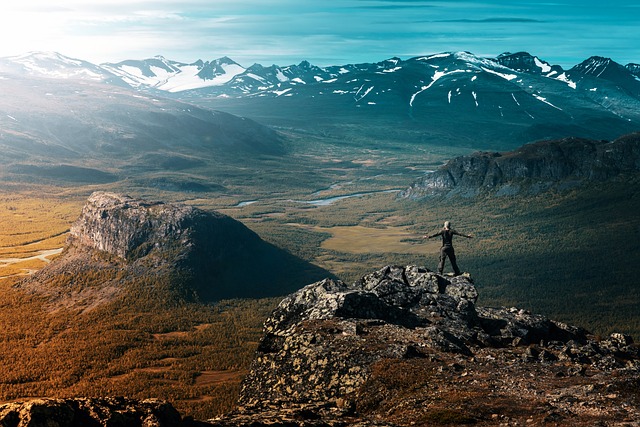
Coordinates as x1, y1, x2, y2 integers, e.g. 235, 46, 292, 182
4, 265, 638, 426
0, 65, 284, 187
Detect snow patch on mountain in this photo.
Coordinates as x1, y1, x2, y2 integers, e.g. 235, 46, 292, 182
532, 94, 563, 110
482, 67, 518, 81
273, 88, 292, 96
410, 71, 446, 106
102, 56, 246, 92
161, 63, 245, 92
534, 57, 552, 73
355, 85, 374, 102
511, 93, 521, 106
8, 52, 105, 80
556, 73, 577, 89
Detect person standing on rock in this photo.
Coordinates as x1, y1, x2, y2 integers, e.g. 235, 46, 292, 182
423, 221, 472, 276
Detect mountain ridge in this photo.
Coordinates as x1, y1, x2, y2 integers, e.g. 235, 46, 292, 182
4, 50, 638, 98
400, 132, 640, 199
3, 50, 640, 150
0, 64, 285, 188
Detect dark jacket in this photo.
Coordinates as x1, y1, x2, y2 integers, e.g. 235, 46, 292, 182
429, 229, 471, 247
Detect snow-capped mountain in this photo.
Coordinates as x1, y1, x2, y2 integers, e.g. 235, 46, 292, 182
173, 51, 640, 147
0, 51, 126, 85
2, 50, 639, 149
101, 56, 245, 92
495, 51, 565, 77
567, 56, 640, 98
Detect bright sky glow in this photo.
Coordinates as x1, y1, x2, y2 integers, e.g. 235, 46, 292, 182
0, 1, 638, 67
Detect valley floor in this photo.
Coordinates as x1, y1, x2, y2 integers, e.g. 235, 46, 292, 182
0, 133, 639, 420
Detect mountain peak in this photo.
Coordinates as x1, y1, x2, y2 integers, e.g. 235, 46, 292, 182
496, 51, 562, 76
574, 55, 613, 70
216, 55, 239, 65
2, 51, 116, 81
627, 63, 640, 78
570, 56, 640, 96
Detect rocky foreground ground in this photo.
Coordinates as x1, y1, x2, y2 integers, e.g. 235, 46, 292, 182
3, 265, 638, 426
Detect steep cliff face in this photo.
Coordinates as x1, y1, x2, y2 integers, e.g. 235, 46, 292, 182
214, 265, 640, 426
400, 133, 640, 199
19, 192, 330, 308
68, 192, 216, 260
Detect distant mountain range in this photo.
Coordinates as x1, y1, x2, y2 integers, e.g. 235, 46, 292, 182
8, 50, 638, 98
0, 54, 286, 188
2, 50, 640, 151
100, 51, 640, 148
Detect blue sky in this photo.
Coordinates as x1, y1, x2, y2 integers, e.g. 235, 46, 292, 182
1, 1, 638, 67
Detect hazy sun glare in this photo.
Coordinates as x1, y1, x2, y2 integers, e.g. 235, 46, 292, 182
0, 4, 68, 57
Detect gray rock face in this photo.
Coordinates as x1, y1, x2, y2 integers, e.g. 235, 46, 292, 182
68, 192, 216, 260
400, 133, 640, 199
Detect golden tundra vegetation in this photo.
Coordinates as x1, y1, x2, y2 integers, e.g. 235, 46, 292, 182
0, 172, 639, 420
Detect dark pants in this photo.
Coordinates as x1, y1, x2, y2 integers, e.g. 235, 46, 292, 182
439, 246, 461, 275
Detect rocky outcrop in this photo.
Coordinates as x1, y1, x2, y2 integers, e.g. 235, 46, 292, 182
213, 265, 640, 426
68, 192, 218, 261
400, 133, 640, 199
18, 192, 330, 307
0, 398, 188, 427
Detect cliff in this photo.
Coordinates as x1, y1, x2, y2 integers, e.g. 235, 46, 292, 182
18, 192, 330, 308
400, 132, 640, 199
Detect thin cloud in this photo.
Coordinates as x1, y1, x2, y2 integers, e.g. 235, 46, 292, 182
437, 17, 546, 23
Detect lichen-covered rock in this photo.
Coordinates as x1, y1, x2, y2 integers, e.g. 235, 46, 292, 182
232, 264, 640, 425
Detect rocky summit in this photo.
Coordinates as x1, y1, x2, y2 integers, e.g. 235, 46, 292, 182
17, 191, 329, 308
212, 265, 640, 426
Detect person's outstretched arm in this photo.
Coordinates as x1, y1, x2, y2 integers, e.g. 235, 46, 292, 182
452, 230, 473, 238
422, 231, 441, 239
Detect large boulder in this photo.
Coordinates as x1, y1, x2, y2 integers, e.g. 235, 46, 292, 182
236, 265, 638, 414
